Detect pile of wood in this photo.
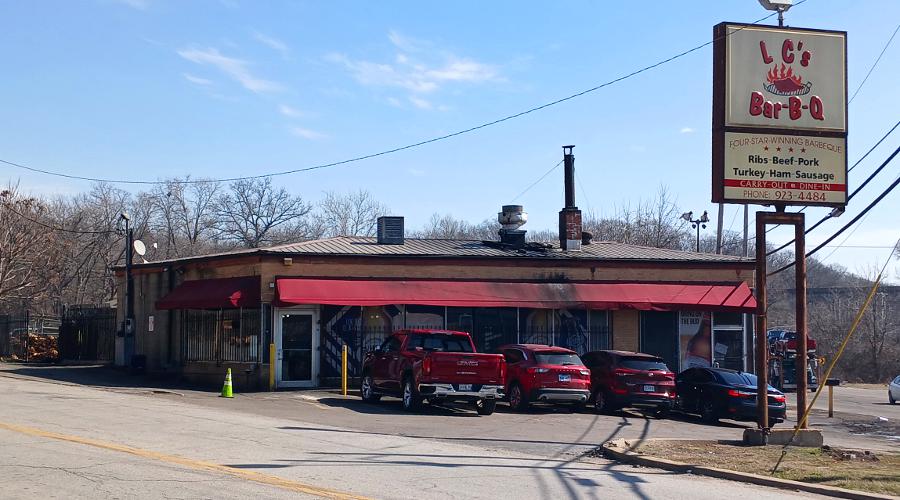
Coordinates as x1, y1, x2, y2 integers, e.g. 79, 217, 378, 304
8, 334, 59, 362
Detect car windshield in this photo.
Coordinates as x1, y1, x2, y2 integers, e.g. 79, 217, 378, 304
407, 334, 473, 353
620, 357, 669, 371
534, 353, 583, 366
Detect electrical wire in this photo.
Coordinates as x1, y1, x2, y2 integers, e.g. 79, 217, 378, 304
768, 159, 900, 277
510, 160, 563, 203
0, 6, 799, 187
848, 23, 900, 104
1, 204, 118, 235
766, 143, 900, 256
765, 119, 900, 236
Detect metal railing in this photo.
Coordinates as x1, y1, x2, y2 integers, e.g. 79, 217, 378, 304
181, 308, 261, 363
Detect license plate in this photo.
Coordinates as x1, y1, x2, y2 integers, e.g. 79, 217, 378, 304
643, 385, 655, 392
558, 374, 571, 382
458, 384, 473, 391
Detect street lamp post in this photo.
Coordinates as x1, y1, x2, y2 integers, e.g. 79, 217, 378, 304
121, 212, 135, 367
682, 210, 710, 253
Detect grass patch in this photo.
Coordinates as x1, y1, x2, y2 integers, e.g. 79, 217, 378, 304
634, 440, 900, 496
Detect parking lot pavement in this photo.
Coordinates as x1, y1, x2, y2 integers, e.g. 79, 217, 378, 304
0, 372, 826, 500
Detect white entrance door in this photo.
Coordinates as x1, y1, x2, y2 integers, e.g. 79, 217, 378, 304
275, 308, 319, 388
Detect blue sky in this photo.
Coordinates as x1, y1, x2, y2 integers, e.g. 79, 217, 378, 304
2, 0, 899, 279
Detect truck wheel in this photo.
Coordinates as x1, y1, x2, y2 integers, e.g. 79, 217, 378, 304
476, 399, 496, 416
508, 383, 529, 412
402, 378, 422, 412
360, 374, 380, 403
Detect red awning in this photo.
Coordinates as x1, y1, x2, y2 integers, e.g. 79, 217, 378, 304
156, 276, 261, 310
276, 279, 756, 312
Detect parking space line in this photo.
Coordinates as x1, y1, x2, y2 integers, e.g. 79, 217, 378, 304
0, 421, 369, 500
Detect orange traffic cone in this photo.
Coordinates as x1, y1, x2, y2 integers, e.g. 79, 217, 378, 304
220, 368, 234, 398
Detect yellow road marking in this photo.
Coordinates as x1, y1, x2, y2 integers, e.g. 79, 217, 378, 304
0, 421, 370, 500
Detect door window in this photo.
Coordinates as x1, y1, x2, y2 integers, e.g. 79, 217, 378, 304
281, 314, 313, 381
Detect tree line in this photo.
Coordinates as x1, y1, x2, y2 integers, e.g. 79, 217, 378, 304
1, 179, 896, 381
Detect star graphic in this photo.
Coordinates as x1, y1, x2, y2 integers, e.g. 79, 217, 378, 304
776, 147, 782, 152
764, 146, 769, 151
789, 147, 794, 153
801, 148, 806, 153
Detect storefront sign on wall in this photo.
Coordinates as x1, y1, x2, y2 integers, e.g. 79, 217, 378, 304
713, 23, 847, 207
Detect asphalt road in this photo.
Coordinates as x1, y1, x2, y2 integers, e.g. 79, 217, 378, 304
0, 366, 829, 500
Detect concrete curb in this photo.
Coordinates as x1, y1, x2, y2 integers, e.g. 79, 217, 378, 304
601, 439, 897, 500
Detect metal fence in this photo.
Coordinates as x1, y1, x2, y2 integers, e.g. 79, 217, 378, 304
0, 312, 62, 362
59, 307, 117, 362
181, 308, 262, 363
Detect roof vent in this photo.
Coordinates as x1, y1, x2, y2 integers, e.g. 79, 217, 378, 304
377, 216, 404, 245
498, 205, 527, 249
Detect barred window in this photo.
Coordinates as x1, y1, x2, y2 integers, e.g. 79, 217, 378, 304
181, 308, 261, 363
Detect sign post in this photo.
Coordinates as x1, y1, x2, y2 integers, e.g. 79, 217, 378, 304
712, 20, 847, 432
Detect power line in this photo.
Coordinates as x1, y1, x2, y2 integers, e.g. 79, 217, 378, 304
511, 161, 563, 203
766, 143, 900, 256
0, 7, 797, 187
848, 23, 900, 104
764, 118, 900, 237
1, 203, 118, 235
768, 158, 900, 277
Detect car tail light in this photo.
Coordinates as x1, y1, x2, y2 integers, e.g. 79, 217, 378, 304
422, 356, 432, 376
499, 361, 506, 380
579, 369, 590, 376
771, 394, 786, 403
528, 367, 550, 374
614, 368, 636, 377
727, 389, 755, 398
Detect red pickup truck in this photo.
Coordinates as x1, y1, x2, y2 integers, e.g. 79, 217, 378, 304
360, 329, 506, 415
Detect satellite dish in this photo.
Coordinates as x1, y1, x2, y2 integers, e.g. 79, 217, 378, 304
133, 240, 147, 256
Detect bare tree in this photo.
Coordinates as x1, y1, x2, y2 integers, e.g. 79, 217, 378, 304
215, 178, 311, 248
0, 187, 59, 310
413, 214, 499, 240
314, 190, 389, 237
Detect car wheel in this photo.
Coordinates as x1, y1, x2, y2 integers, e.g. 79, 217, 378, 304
890, 392, 896, 405
476, 398, 497, 416
401, 378, 422, 412
593, 389, 613, 414
700, 398, 718, 423
508, 383, 529, 411
360, 374, 381, 403
768, 418, 780, 428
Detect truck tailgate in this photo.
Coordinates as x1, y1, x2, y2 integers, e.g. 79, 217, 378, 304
426, 352, 504, 385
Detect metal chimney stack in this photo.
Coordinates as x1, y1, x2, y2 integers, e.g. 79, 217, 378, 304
559, 145, 582, 251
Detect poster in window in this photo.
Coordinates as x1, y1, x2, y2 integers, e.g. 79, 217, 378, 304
680, 312, 712, 370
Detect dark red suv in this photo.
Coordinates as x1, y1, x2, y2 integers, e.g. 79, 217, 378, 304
497, 344, 591, 411
581, 350, 675, 417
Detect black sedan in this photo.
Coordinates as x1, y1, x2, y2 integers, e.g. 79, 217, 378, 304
675, 367, 786, 426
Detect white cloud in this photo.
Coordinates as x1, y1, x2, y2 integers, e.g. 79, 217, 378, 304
253, 31, 290, 59
680, 127, 695, 134
278, 104, 304, 118
184, 73, 213, 86
327, 31, 500, 97
408, 96, 432, 110
177, 47, 283, 93
290, 127, 326, 140
386, 97, 402, 107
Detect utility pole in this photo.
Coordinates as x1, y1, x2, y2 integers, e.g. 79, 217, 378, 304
122, 213, 135, 367
716, 203, 724, 254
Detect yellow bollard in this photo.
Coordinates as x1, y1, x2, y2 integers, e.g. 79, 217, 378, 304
269, 343, 276, 391
341, 344, 348, 396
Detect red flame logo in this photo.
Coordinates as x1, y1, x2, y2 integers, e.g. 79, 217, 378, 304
766, 64, 804, 93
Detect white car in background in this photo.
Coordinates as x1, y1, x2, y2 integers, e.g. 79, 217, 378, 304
890, 375, 900, 405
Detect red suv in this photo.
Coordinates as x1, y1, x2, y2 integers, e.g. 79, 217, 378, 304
497, 344, 591, 411
581, 350, 675, 417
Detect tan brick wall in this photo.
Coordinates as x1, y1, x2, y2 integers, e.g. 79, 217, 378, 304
612, 310, 640, 352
